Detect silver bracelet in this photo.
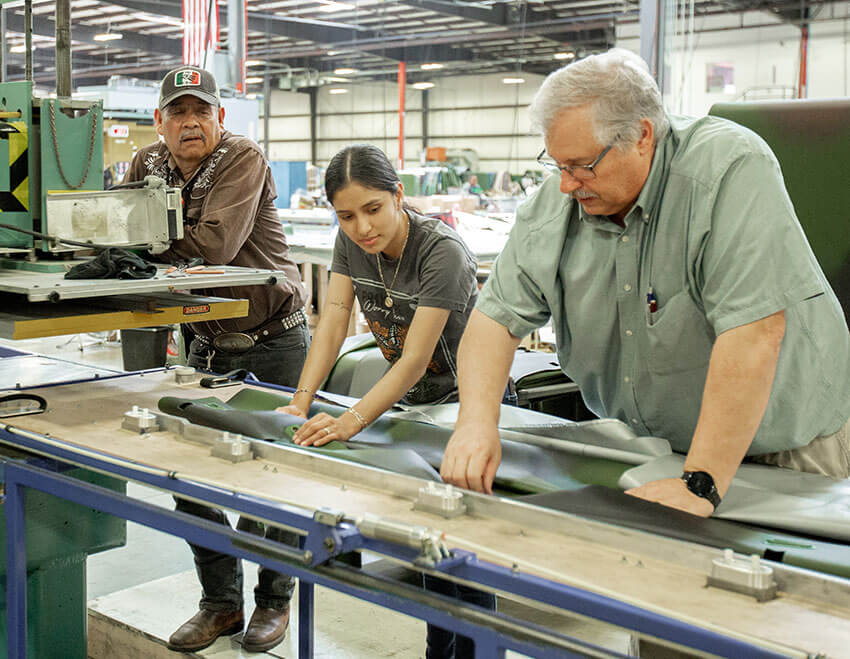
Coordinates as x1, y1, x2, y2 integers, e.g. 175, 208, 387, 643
345, 406, 368, 430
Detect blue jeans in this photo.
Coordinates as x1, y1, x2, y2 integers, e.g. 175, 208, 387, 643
179, 321, 310, 611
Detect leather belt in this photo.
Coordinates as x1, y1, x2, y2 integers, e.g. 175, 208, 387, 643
196, 308, 307, 354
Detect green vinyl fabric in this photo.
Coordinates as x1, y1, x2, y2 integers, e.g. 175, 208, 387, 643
158, 389, 632, 494
709, 99, 850, 326
158, 388, 850, 579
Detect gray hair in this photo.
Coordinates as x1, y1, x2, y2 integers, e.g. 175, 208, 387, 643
529, 48, 669, 149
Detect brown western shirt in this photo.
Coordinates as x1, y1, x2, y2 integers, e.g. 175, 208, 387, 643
125, 131, 307, 336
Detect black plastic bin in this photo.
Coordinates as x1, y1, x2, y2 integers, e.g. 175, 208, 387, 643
120, 326, 170, 371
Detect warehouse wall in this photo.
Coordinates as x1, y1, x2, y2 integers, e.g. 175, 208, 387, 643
260, 3, 850, 174
260, 72, 544, 174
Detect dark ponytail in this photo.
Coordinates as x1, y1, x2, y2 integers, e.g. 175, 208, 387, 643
325, 144, 418, 213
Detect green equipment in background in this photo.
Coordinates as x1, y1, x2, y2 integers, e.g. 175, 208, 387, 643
0, 81, 103, 252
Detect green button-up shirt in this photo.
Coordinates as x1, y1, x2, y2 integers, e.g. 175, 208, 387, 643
479, 114, 850, 454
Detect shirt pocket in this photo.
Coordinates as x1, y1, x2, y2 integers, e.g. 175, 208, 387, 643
645, 289, 713, 374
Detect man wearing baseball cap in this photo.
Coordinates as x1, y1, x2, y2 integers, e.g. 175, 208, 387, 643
124, 65, 308, 653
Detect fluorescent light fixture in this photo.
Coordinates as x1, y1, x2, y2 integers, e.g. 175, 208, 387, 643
10, 44, 28, 53
502, 77, 525, 84
420, 62, 444, 70
334, 67, 358, 75
412, 82, 434, 90
132, 12, 183, 28
318, 1, 353, 13
93, 32, 123, 42
554, 52, 575, 60
246, 59, 266, 67
324, 76, 352, 83
245, 76, 264, 84
328, 88, 349, 95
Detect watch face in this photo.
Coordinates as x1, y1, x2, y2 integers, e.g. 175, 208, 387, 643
686, 471, 714, 496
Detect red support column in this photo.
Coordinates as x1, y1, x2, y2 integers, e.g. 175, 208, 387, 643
398, 61, 406, 169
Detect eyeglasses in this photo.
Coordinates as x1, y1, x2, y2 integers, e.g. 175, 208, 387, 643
536, 143, 614, 181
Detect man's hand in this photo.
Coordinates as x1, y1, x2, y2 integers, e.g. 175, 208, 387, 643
625, 478, 714, 517
440, 423, 502, 494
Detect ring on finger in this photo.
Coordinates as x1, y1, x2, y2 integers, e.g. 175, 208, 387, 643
324, 427, 331, 436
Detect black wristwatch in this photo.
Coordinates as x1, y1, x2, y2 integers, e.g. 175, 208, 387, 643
681, 471, 722, 510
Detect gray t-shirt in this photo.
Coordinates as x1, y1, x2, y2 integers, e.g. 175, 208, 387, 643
331, 211, 478, 404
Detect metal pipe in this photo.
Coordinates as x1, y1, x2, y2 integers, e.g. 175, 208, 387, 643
1, 6, 7, 83
227, 0, 246, 93
56, 0, 72, 97
421, 87, 429, 153
263, 69, 270, 156
24, 0, 32, 82
308, 86, 317, 166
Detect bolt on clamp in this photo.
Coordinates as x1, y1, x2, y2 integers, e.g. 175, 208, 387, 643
210, 431, 253, 463
122, 406, 159, 434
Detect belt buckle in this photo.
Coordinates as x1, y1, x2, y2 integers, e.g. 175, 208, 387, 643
212, 332, 255, 354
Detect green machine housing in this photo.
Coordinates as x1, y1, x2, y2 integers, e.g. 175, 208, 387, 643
0, 458, 126, 658
0, 81, 103, 251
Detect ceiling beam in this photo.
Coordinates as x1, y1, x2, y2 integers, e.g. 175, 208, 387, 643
394, 0, 508, 25
104, 0, 378, 47
4, 10, 181, 57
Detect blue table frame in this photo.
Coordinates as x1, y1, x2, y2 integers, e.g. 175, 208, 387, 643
0, 416, 789, 659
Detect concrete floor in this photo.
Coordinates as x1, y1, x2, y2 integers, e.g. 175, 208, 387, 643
0, 331, 633, 658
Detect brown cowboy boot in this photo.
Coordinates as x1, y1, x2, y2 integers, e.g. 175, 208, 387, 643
167, 608, 244, 652
242, 605, 291, 653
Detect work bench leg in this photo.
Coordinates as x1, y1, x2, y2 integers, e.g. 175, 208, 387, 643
298, 580, 315, 659
5, 477, 27, 659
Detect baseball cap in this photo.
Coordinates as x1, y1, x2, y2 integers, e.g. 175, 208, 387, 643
158, 65, 220, 111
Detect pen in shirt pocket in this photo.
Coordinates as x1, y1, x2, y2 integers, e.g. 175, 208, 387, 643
646, 286, 658, 320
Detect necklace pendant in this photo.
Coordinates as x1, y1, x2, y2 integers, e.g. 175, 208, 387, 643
384, 295, 393, 308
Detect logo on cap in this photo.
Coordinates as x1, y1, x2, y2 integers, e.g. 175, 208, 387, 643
174, 70, 201, 87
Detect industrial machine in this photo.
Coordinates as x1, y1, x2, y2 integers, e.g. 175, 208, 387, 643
43, 176, 182, 255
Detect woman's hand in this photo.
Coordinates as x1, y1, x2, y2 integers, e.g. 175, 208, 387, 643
291, 411, 361, 447
275, 404, 309, 419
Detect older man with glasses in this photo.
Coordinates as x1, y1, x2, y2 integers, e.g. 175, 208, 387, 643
440, 48, 850, 516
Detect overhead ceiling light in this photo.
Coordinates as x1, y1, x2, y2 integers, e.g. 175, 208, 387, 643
93, 32, 123, 42
10, 44, 28, 53
317, 1, 353, 13
328, 88, 349, 95
554, 52, 575, 60
246, 59, 266, 67
245, 76, 264, 84
131, 12, 183, 28
325, 76, 352, 83
420, 63, 443, 71
334, 67, 358, 75
502, 77, 525, 84
412, 82, 434, 90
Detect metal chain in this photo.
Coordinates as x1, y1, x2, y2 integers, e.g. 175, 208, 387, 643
49, 100, 98, 189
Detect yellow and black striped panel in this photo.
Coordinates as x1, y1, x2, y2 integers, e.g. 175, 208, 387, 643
0, 120, 28, 213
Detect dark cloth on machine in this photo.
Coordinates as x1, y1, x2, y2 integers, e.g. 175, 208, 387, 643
64, 247, 157, 280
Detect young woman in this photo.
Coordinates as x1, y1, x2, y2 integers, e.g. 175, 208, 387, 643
279, 143, 479, 443
278, 143, 493, 658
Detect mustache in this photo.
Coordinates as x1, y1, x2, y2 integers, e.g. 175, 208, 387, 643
570, 190, 599, 200
179, 132, 205, 142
